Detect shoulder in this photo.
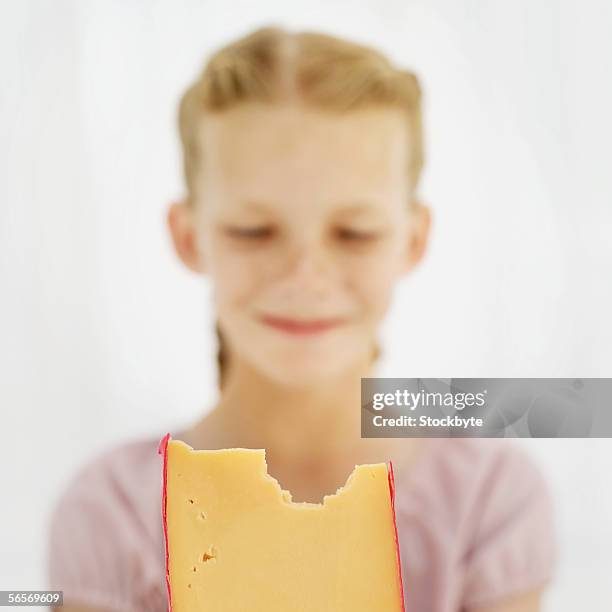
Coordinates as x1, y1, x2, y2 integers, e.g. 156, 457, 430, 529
47, 434, 167, 609
74, 434, 162, 482
440, 438, 553, 526
397, 438, 551, 513
394, 439, 557, 608
51, 435, 162, 517
49, 433, 165, 539
49, 433, 168, 549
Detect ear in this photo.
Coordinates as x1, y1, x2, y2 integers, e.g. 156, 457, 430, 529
167, 200, 206, 274
402, 201, 431, 275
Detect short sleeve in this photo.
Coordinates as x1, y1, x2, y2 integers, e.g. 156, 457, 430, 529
460, 444, 557, 609
47, 465, 137, 611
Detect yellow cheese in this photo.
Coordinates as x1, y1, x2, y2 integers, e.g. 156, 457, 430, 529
159, 435, 405, 611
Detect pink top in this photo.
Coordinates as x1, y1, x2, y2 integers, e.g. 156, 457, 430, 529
47, 435, 556, 611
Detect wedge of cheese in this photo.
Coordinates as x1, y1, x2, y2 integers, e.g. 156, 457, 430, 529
158, 433, 405, 612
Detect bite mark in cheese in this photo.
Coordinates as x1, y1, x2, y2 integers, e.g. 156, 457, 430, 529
158, 433, 405, 611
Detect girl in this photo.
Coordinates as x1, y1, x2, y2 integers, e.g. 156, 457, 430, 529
48, 26, 556, 612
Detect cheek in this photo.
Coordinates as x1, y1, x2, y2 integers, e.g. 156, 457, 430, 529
206, 241, 265, 310
346, 247, 405, 317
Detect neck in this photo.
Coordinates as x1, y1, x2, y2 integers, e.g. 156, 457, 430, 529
186, 348, 385, 466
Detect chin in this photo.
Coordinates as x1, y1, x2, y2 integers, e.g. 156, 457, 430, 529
258, 361, 350, 388
251, 342, 368, 387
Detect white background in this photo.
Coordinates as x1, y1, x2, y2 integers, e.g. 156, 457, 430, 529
1, 0, 611, 610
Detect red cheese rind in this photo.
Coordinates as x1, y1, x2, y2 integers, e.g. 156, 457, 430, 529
157, 433, 172, 612
388, 460, 406, 612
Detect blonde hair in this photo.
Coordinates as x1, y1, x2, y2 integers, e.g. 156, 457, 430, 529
177, 26, 425, 389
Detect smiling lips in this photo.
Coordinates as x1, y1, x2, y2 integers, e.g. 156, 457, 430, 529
259, 314, 345, 335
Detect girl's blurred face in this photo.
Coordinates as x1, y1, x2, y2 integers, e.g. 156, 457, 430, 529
190, 103, 421, 386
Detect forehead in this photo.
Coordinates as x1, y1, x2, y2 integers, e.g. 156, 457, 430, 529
196, 103, 410, 202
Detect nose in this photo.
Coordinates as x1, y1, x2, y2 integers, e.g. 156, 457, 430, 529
278, 235, 334, 297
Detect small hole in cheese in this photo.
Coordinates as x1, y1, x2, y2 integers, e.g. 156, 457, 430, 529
188, 498, 195, 504
202, 546, 217, 562
199, 511, 207, 520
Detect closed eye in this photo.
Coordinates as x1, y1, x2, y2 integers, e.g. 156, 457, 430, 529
223, 225, 380, 243
335, 228, 380, 242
